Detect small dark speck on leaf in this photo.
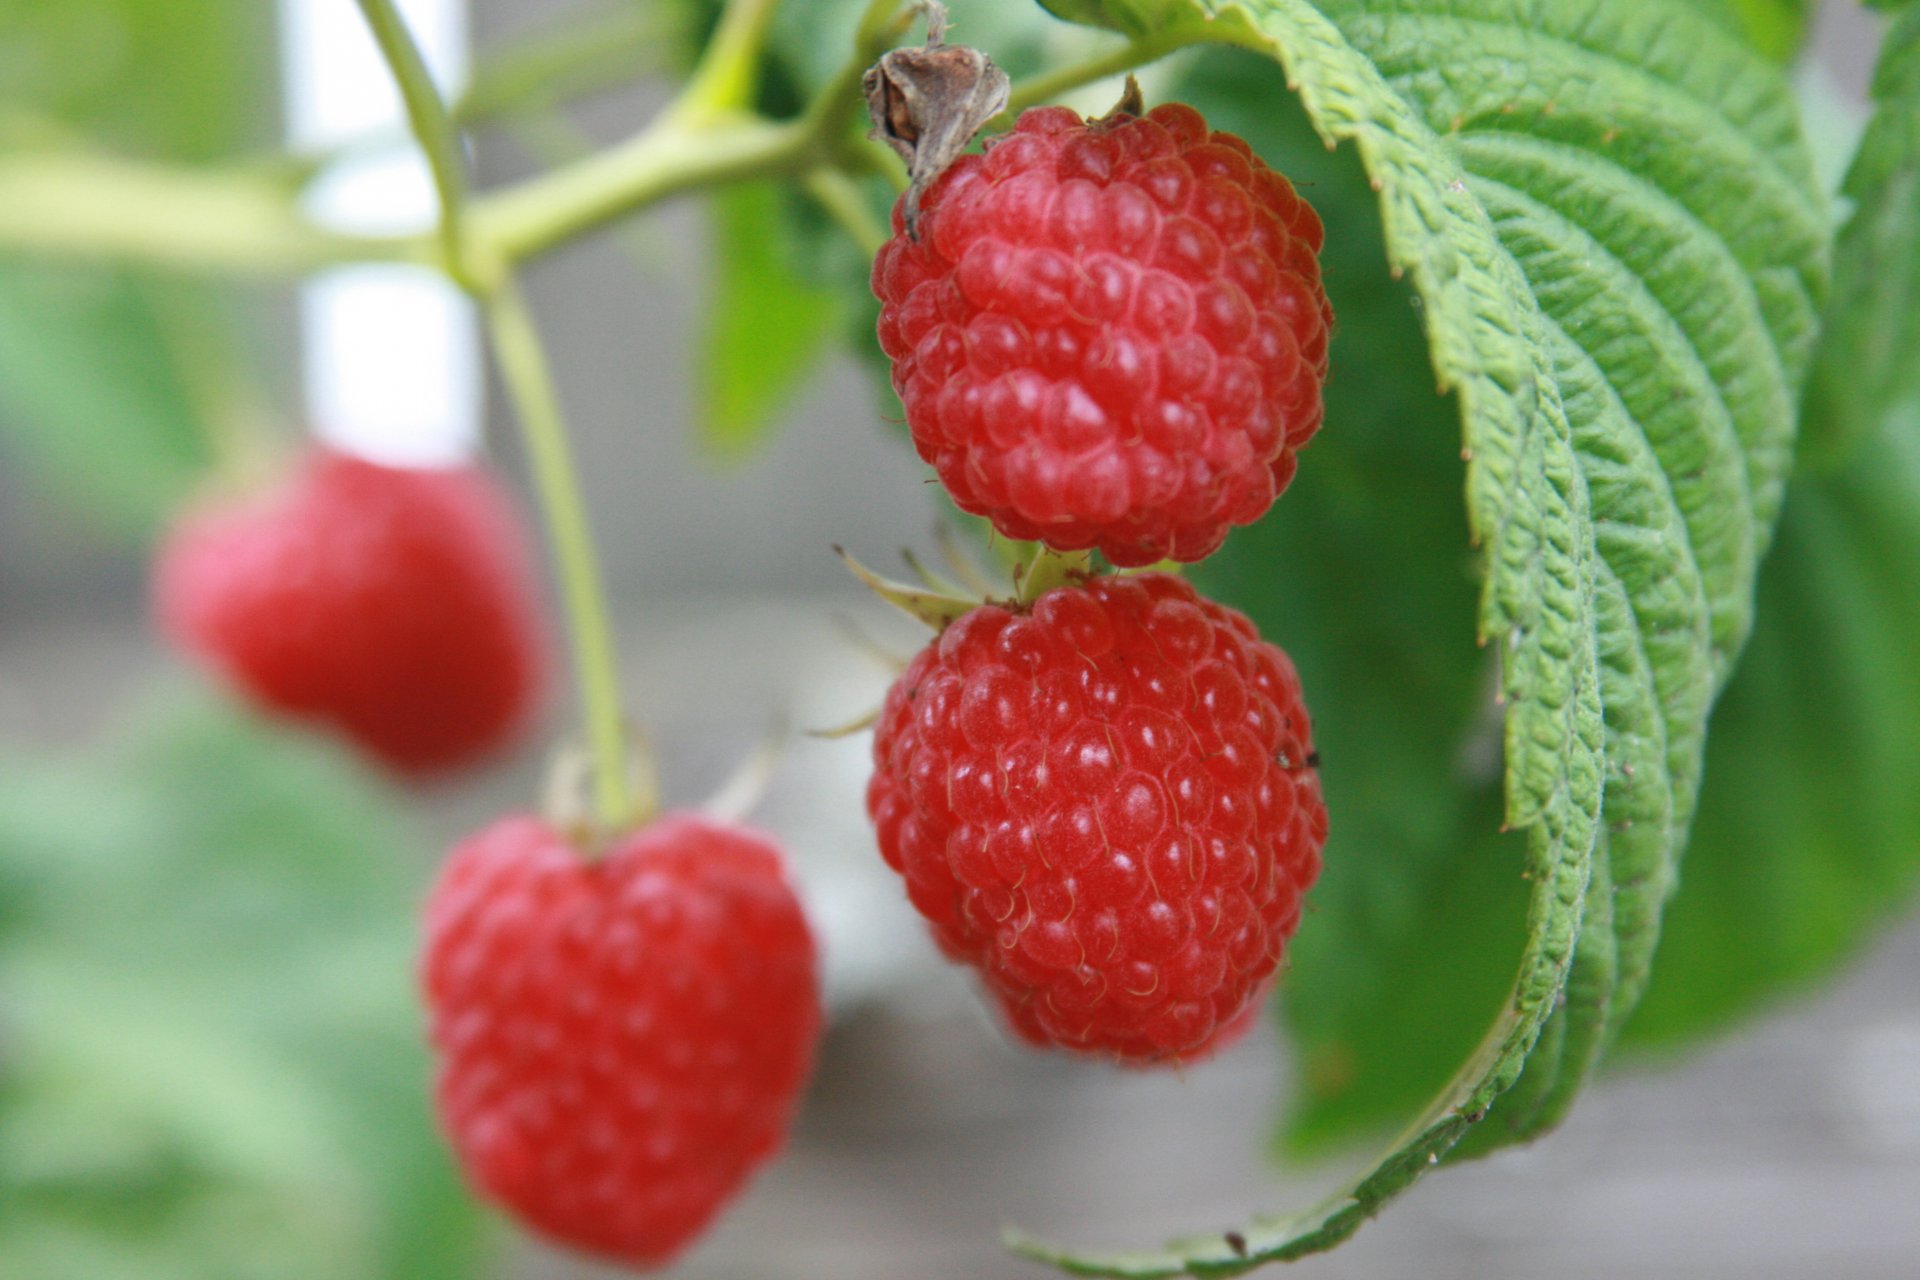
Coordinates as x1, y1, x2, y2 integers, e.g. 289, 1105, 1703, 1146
1225, 1231, 1249, 1257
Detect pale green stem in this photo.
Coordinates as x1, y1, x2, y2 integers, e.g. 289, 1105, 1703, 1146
485, 280, 651, 833
0, 151, 423, 274
674, 0, 785, 120
354, 0, 478, 286
474, 114, 806, 262
1001, 27, 1207, 118
802, 167, 890, 257
473, 0, 911, 263
356, 0, 648, 835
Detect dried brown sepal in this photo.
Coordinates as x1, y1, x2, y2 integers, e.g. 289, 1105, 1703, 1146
862, 1, 1009, 239
1096, 74, 1146, 125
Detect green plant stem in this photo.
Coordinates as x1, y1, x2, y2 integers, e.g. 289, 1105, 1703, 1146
802, 168, 890, 256
473, 0, 910, 262
675, 0, 784, 120
485, 280, 649, 834
356, 0, 649, 836
455, 2, 680, 124
354, 0, 479, 287
475, 113, 805, 261
0, 151, 423, 274
0, 0, 922, 277
1001, 28, 1206, 119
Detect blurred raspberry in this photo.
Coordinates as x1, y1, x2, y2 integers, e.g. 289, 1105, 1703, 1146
154, 448, 544, 775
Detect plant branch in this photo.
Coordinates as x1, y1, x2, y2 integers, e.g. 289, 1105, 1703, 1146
675, 0, 784, 121
1000, 28, 1206, 120
354, 0, 479, 286
485, 280, 650, 835
0, 151, 424, 274
471, 0, 912, 264
356, 0, 648, 835
802, 168, 890, 256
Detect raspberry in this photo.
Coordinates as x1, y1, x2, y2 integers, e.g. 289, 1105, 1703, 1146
154, 447, 544, 775
866, 572, 1326, 1063
422, 812, 822, 1267
872, 102, 1332, 567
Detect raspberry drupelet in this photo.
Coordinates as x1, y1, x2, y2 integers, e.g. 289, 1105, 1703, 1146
873, 103, 1332, 567
866, 572, 1327, 1064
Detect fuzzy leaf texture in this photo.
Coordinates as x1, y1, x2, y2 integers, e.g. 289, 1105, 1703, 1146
1802, 4, 1920, 466
1623, 1, 1920, 1047
0, 0, 272, 536
1010, 0, 1826, 1273
0, 689, 487, 1280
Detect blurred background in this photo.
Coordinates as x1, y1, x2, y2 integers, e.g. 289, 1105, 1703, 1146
3, 1, 1918, 1277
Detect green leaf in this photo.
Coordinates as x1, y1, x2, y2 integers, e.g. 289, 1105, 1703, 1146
0, 688, 490, 1280
698, 183, 843, 458
1006, 0, 1825, 1273
1623, 402, 1920, 1048
1802, 6, 1920, 468
1672, 0, 1815, 62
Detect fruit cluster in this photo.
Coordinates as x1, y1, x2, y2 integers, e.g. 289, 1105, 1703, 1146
857, 86, 1332, 1068
144, 41, 1329, 1274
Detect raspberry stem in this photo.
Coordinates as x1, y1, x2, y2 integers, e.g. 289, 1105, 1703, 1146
353, 0, 483, 291
674, 0, 784, 123
476, 0, 912, 264
998, 27, 1209, 122
357, 0, 652, 835
1016, 548, 1095, 607
486, 279, 653, 836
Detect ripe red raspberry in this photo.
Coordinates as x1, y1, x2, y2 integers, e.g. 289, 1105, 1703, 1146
872, 102, 1331, 567
154, 447, 544, 775
422, 812, 822, 1267
866, 572, 1326, 1063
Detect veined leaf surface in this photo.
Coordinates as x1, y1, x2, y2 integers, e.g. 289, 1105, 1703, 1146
1010, 0, 1825, 1271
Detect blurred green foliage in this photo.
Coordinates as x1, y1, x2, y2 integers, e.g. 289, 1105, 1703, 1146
699, 183, 844, 458
0, 689, 489, 1280
0, 0, 271, 537
1624, 405, 1920, 1047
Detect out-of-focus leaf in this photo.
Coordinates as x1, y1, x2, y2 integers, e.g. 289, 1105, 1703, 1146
0, 266, 214, 533
0, 0, 274, 538
0, 0, 269, 161
698, 183, 842, 458
1802, 6, 1920, 467
0, 687, 490, 1280
1623, 404, 1920, 1048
